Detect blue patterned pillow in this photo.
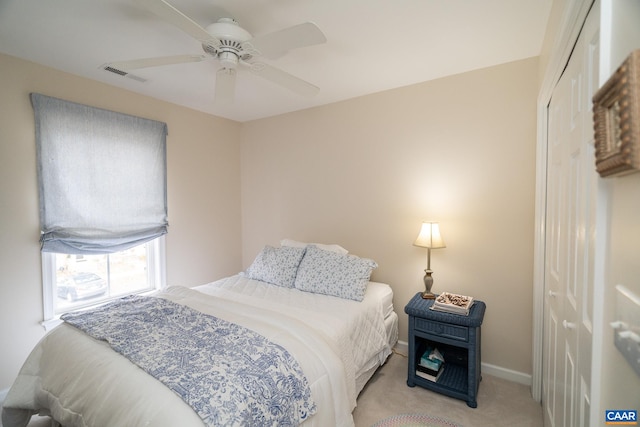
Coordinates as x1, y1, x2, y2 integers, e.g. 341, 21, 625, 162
246, 245, 307, 288
294, 245, 378, 301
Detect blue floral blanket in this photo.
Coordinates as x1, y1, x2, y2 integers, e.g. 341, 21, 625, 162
61, 295, 316, 426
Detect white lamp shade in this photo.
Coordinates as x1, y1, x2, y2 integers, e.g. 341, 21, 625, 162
413, 222, 446, 249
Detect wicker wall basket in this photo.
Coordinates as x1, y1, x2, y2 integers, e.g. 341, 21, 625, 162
593, 49, 640, 177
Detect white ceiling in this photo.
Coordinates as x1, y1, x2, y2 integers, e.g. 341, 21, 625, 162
0, 0, 552, 122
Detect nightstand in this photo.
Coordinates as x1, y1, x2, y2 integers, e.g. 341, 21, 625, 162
404, 292, 486, 408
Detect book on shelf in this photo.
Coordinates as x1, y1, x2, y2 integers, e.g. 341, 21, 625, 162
417, 362, 440, 377
416, 364, 445, 382
431, 292, 475, 315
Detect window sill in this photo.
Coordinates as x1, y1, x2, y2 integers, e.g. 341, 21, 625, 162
41, 317, 63, 332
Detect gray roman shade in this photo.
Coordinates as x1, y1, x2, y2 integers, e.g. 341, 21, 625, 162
32, 93, 168, 254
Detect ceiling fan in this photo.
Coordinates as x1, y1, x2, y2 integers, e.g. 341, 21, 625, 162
105, 0, 327, 104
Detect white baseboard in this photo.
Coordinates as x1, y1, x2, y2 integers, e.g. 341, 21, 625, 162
394, 340, 532, 386
481, 362, 532, 386
394, 340, 409, 355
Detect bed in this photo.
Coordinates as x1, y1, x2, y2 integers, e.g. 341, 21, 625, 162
2, 242, 398, 427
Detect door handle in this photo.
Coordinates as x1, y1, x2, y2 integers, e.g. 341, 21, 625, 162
562, 320, 576, 330
548, 290, 557, 297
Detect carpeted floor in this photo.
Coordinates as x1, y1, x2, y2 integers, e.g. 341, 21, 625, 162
353, 351, 543, 427
371, 412, 464, 427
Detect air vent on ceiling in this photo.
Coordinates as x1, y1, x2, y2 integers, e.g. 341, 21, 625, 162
101, 65, 147, 83
104, 65, 127, 76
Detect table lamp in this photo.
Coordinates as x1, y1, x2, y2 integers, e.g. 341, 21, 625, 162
413, 222, 446, 299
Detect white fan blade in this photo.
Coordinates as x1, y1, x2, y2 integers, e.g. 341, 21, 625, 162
248, 22, 326, 59
215, 68, 236, 105
106, 54, 206, 71
244, 61, 319, 97
135, 0, 220, 47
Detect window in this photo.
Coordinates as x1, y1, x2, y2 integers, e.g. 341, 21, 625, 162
32, 94, 168, 327
42, 239, 165, 324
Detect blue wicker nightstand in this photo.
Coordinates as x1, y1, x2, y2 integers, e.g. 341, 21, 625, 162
404, 292, 486, 408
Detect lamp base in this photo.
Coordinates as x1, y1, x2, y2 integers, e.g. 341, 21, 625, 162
421, 269, 435, 299
421, 292, 436, 300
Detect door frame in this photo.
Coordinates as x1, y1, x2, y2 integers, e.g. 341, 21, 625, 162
532, 0, 595, 402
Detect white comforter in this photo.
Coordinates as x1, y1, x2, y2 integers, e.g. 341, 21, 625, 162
2, 275, 392, 427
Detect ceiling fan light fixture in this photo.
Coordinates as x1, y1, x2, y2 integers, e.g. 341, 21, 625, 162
206, 18, 251, 42
218, 51, 239, 69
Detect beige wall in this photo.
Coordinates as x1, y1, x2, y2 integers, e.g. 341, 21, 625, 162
0, 53, 243, 390
241, 57, 539, 376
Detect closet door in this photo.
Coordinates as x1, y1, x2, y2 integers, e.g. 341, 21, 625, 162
543, 4, 599, 427
544, 62, 568, 427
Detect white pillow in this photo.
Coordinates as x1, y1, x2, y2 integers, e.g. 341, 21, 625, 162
245, 245, 307, 288
280, 238, 348, 255
294, 245, 377, 301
